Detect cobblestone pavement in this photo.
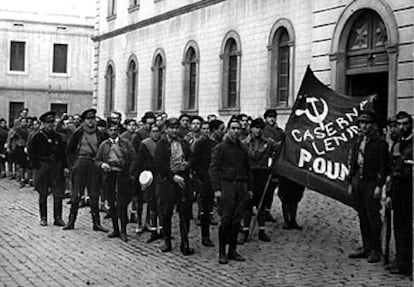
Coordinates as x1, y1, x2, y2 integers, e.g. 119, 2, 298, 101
0, 179, 411, 287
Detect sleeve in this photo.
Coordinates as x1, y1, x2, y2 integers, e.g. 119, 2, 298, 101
244, 149, 254, 190
154, 141, 174, 181
209, 144, 223, 191
376, 140, 390, 187
27, 134, 41, 169
94, 141, 106, 169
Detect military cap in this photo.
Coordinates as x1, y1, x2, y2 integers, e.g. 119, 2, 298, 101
81, 108, 97, 120
357, 110, 375, 123
39, 111, 56, 123
165, 117, 180, 128
250, 118, 266, 129
264, 109, 277, 118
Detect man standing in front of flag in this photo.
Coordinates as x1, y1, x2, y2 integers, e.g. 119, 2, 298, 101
348, 110, 389, 263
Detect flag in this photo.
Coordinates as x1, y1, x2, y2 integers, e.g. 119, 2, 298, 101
273, 66, 374, 207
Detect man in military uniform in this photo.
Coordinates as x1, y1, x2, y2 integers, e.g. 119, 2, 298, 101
386, 111, 412, 275
28, 111, 66, 226
154, 118, 194, 256
348, 111, 389, 263
262, 109, 284, 222
209, 118, 253, 264
96, 120, 136, 242
190, 119, 225, 247
63, 109, 108, 232
240, 118, 279, 243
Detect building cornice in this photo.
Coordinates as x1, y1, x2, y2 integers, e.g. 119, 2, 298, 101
92, 0, 227, 42
0, 87, 93, 95
0, 18, 94, 29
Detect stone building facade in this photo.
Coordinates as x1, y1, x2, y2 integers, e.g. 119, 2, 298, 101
0, 9, 94, 126
93, 0, 413, 125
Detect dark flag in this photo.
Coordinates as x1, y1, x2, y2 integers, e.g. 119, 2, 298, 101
273, 66, 374, 207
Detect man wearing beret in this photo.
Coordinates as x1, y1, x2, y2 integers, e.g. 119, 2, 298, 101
63, 109, 108, 232
240, 118, 279, 243
348, 110, 389, 263
28, 111, 66, 226
154, 117, 194, 255
209, 118, 253, 264
262, 109, 284, 222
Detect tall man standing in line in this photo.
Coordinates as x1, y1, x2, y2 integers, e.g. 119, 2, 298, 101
63, 109, 108, 232
387, 111, 412, 275
348, 111, 389, 263
209, 118, 253, 264
262, 109, 284, 222
28, 111, 66, 226
154, 118, 194, 255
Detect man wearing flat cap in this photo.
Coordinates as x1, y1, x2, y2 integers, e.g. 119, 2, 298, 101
63, 108, 108, 232
154, 117, 194, 255
348, 110, 389, 263
28, 111, 66, 226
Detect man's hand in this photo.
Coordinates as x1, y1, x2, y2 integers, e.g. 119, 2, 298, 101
347, 184, 352, 196
64, 168, 70, 177
101, 162, 111, 172
173, 174, 185, 189
385, 196, 392, 209
373, 186, 381, 199
214, 190, 222, 206
248, 190, 254, 199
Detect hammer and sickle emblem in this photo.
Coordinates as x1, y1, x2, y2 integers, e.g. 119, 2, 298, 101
295, 97, 329, 129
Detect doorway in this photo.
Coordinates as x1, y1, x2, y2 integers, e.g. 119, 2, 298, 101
347, 72, 388, 129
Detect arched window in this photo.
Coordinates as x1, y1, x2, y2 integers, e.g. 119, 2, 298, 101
126, 58, 138, 113
220, 31, 241, 113
105, 63, 115, 113
182, 42, 199, 112
152, 50, 165, 112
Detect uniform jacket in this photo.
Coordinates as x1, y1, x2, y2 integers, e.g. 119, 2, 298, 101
209, 135, 253, 191
131, 138, 159, 177
28, 129, 66, 169
392, 133, 413, 180
154, 135, 191, 181
190, 136, 217, 183
263, 124, 284, 142
95, 137, 136, 178
348, 130, 389, 187
66, 126, 107, 168
242, 135, 279, 170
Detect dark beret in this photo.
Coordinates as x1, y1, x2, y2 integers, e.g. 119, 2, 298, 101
165, 117, 180, 128
81, 109, 97, 120
357, 110, 375, 123
39, 111, 56, 123
250, 118, 266, 129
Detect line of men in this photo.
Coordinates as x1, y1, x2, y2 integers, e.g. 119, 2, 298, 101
2, 107, 411, 270
347, 110, 412, 276
17, 107, 301, 264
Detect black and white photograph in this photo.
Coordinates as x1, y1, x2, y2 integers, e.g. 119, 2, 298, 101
0, 0, 412, 286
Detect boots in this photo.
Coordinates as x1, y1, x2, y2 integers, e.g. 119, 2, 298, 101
108, 209, 120, 238
92, 213, 108, 232
53, 198, 64, 226
258, 230, 271, 242
289, 203, 302, 230
201, 212, 214, 247
227, 225, 245, 261
218, 227, 228, 264
63, 202, 78, 230
237, 229, 249, 245
161, 238, 172, 252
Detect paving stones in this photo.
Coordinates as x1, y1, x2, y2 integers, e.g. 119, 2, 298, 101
0, 179, 411, 286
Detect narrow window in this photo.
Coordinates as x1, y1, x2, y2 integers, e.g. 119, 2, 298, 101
183, 46, 198, 111
105, 64, 115, 112
277, 30, 289, 105
153, 55, 164, 111
10, 41, 25, 72
127, 60, 138, 112
53, 44, 68, 74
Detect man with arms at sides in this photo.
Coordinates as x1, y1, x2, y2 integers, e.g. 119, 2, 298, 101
154, 118, 194, 255
28, 111, 66, 226
63, 109, 108, 233
209, 118, 253, 264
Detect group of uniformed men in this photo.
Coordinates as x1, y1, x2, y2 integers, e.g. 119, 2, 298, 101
0, 107, 411, 272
